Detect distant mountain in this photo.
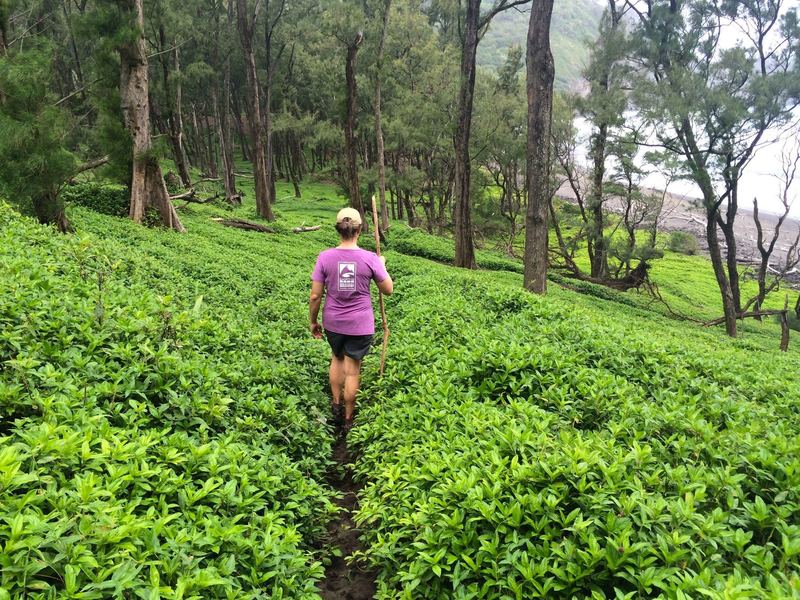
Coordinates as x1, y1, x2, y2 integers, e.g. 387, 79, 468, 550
478, 0, 605, 90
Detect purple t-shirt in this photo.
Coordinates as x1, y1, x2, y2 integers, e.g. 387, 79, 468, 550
312, 247, 389, 336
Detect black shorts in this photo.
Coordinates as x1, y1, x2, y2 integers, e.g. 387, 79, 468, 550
325, 330, 374, 361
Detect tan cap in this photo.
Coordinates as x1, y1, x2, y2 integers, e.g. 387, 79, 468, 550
336, 207, 362, 225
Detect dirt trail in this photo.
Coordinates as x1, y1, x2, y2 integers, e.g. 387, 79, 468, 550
319, 431, 377, 600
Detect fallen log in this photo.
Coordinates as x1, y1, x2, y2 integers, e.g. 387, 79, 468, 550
704, 309, 786, 327
212, 217, 275, 233
292, 225, 321, 233
705, 307, 792, 352
171, 189, 223, 204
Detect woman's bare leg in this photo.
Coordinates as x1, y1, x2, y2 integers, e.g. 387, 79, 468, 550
343, 356, 362, 421
330, 355, 345, 405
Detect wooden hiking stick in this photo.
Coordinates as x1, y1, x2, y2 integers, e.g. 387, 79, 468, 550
371, 195, 390, 376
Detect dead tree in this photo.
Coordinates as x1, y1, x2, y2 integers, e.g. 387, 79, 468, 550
747, 146, 800, 316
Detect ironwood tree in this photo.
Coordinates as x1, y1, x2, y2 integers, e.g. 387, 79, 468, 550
237, 0, 273, 220
117, 0, 184, 230
629, 0, 800, 336
452, 0, 530, 269
523, 0, 555, 293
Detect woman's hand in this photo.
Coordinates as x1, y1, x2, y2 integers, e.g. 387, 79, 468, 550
310, 322, 323, 339
379, 255, 386, 266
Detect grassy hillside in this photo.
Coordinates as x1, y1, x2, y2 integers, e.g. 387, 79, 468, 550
478, 0, 604, 89
1, 179, 799, 598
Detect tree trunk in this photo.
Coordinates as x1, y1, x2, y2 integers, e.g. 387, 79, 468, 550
189, 105, 204, 171
62, 1, 86, 101
232, 91, 250, 161
237, 0, 273, 220
706, 208, 737, 336
33, 190, 71, 233
374, 0, 391, 231
718, 217, 741, 313
205, 113, 218, 178
523, 0, 555, 293
171, 47, 192, 187
216, 86, 237, 201
120, 0, 184, 232
222, 3, 237, 198
589, 122, 609, 278
345, 32, 366, 227
452, 0, 480, 269
263, 12, 280, 208
0, 7, 7, 56
157, 25, 192, 188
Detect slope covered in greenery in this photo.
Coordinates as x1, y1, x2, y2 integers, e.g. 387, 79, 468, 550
1, 182, 799, 598
478, 0, 604, 89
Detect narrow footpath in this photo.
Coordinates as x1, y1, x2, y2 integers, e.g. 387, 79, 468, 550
319, 432, 377, 600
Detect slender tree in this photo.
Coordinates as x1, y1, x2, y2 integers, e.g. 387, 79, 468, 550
237, 0, 273, 220
373, 0, 391, 231
523, 0, 555, 292
263, 0, 287, 207
344, 30, 365, 225
579, 1, 627, 279
452, 0, 530, 269
218, 0, 237, 202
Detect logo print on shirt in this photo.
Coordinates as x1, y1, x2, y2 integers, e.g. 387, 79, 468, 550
338, 261, 357, 291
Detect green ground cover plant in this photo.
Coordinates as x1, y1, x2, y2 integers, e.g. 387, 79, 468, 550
2, 179, 798, 598
351, 260, 800, 598
0, 201, 339, 598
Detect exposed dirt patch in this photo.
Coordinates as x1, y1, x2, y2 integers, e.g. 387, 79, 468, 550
319, 431, 377, 600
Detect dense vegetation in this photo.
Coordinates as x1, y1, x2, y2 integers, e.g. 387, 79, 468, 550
2, 0, 800, 595
2, 182, 799, 597
0, 197, 339, 597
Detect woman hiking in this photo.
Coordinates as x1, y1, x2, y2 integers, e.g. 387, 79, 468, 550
309, 207, 393, 433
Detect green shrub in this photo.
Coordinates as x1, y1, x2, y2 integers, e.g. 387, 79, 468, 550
668, 230, 700, 255
61, 182, 130, 217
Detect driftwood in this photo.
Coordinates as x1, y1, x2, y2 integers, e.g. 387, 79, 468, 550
212, 217, 275, 233
292, 225, 321, 233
